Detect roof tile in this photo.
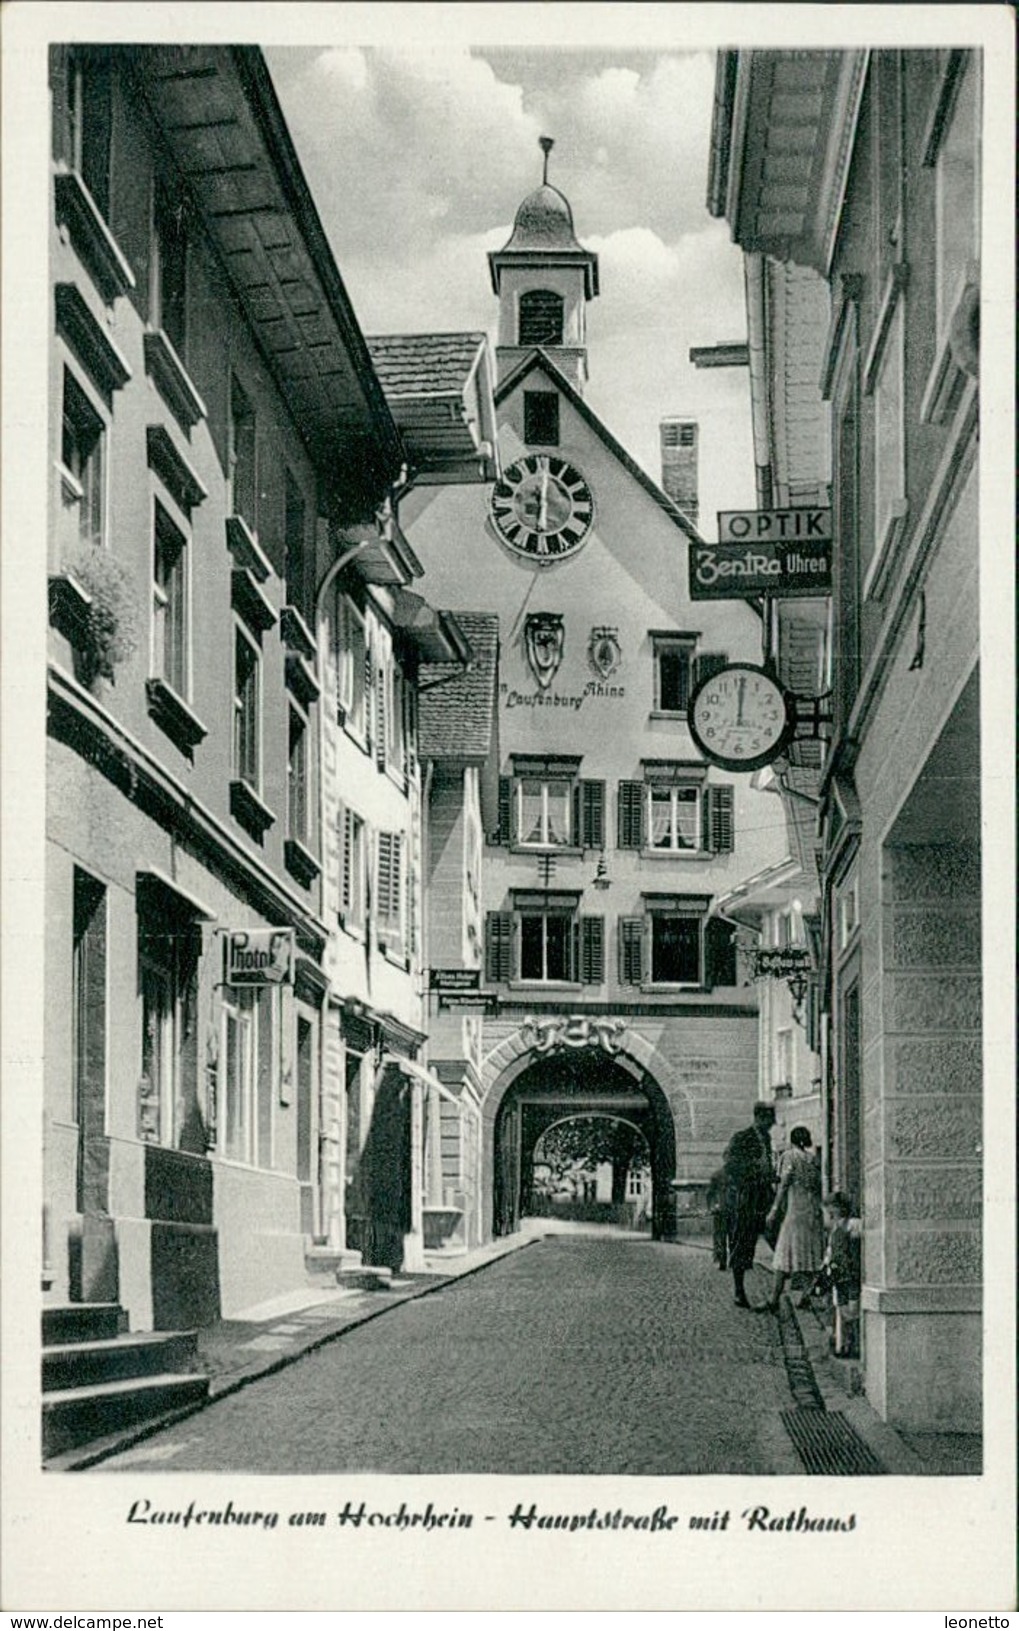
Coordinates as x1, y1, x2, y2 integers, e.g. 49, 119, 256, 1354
418, 611, 499, 761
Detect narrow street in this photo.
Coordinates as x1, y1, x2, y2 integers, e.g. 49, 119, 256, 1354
100, 1237, 804, 1476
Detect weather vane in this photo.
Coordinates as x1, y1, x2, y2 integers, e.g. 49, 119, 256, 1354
539, 135, 554, 184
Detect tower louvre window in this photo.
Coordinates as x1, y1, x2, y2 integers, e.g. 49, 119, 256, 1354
519, 290, 564, 347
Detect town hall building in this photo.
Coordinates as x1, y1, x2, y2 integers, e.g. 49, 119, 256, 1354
398, 146, 791, 1239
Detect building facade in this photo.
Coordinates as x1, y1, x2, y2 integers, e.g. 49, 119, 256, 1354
710, 48, 982, 1432
400, 156, 791, 1239
44, 44, 421, 1326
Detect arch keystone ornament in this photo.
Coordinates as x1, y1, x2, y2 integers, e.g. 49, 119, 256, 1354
520, 1014, 627, 1055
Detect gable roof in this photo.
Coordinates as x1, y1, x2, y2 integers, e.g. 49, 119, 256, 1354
367, 332, 498, 483
418, 612, 500, 762
494, 349, 703, 543
368, 332, 488, 398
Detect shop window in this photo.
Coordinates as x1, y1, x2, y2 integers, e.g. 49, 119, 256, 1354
61, 368, 105, 550
219, 985, 277, 1169
338, 804, 366, 931
651, 637, 727, 716
518, 289, 563, 347
151, 186, 188, 359
334, 591, 367, 741
524, 391, 560, 446
229, 376, 257, 532
152, 500, 188, 699
233, 622, 261, 790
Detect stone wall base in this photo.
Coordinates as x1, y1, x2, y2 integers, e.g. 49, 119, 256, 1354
864, 1297, 981, 1432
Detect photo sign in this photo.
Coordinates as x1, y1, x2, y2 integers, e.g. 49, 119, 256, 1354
222, 928, 295, 986
690, 508, 833, 599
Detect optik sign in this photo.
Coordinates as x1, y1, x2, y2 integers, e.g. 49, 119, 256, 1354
222, 928, 295, 986
690, 508, 833, 600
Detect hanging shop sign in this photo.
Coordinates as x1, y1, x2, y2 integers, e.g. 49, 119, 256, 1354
222, 928, 295, 986
749, 947, 813, 979
691, 537, 832, 600
429, 968, 481, 992
718, 507, 833, 544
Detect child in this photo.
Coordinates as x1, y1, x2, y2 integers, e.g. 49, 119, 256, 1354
821, 1190, 862, 1358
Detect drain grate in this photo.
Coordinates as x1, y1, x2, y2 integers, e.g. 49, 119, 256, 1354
775, 1301, 825, 1408
781, 1408, 887, 1476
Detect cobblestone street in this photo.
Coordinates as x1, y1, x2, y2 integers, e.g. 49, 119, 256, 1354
100, 1237, 804, 1475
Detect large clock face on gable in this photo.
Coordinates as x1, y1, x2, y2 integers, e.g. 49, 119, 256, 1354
490, 454, 594, 561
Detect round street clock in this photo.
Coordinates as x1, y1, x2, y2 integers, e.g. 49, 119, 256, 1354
688, 663, 797, 772
490, 454, 594, 562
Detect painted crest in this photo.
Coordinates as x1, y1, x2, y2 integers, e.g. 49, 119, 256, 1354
524, 613, 565, 690
588, 626, 621, 680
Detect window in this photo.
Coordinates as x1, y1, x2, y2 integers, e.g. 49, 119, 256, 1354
649, 911, 702, 985
152, 501, 188, 698
496, 764, 604, 850
618, 773, 733, 854
338, 805, 366, 931
934, 55, 980, 342
618, 903, 734, 990
335, 592, 367, 740
151, 187, 187, 358
288, 705, 309, 845
868, 292, 907, 592
518, 289, 564, 347
219, 985, 276, 1168
137, 889, 201, 1151
230, 376, 256, 530
58, 49, 112, 218
524, 391, 560, 446
375, 831, 404, 954
872, 52, 903, 287
775, 1027, 793, 1090
651, 637, 727, 716
485, 903, 604, 986
62, 369, 105, 549
284, 471, 312, 630
233, 624, 260, 789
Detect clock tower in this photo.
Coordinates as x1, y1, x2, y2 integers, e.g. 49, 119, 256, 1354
488, 137, 599, 393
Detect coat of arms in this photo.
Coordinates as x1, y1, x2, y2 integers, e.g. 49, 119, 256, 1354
588, 626, 621, 680
524, 613, 565, 690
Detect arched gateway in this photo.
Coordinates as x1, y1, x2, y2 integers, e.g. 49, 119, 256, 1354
482, 1019, 691, 1241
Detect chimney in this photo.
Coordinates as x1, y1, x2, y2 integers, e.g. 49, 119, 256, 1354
659, 418, 699, 528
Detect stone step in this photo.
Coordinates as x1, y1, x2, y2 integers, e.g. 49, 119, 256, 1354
306, 1246, 363, 1279
42, 1303, 125, 1347
42, 1372, 210, 1459
336, 1265, 393, 1292
42, 1330, 200, 1393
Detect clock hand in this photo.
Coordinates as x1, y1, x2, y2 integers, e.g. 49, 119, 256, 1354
538, 463, 549, 532
736, 677, 746, 727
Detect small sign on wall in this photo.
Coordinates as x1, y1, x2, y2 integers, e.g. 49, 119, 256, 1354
222, 928, 295, 987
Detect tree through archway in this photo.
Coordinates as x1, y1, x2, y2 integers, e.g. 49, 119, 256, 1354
531, 1114, 650, 1207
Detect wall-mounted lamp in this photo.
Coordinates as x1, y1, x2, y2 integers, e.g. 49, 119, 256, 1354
787, 971, 809, 1028
593, 853, 611, 890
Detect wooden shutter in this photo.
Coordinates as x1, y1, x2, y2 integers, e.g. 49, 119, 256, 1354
580, 780, 605, 849
617, 780, 644, 848
580, 916, 605, 984
694, 651, 728, 689
376, 831, 400, 925
617, 916, 643, 985
338, 804, 352, 917
704, 784, 735, 852
495, 777, 512, 844
375, 665, 387, 769
363, 647, 374, 753
704, 915, 737, 987
486, 911, 512, 983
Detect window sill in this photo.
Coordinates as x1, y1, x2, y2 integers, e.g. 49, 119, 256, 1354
230, 777, 275, 841
508, 980, 583, 993
337, 713, 371, 756
143, 328, 207, 431
280, 604, 317, 661
641, 847, 712, 862
284, 836, 321, 889
146, 677, 208, 756
337, 912, 366, 943
510, 844, 585, 859
48, 570, 92, 643
378, 942, 410, 971
53, 167, 136, 304
56, 461, 85, 506
285, 652, 320, 708
641, 982, 705, 994
225, 514, 272, 581
232, 568, 277, 635
55, 282, 132, 396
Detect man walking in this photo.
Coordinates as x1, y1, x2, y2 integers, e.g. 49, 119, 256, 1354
722, 1103, 777, 1308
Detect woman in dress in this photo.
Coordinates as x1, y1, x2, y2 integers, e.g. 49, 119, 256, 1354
765, 1125, 824, 1312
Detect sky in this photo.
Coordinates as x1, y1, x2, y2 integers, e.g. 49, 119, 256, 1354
266, 45, 757, 533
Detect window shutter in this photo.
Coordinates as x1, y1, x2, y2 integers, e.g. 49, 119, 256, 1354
704, 916, 737, 987
363, 647, 374, 752
375, 665, 387, 769
581, 780, 605, 849
376, 831, 392, 919
485, 912, 512, 983
338, 805, 353, 919
495, 777, 512, 844
617, 916, 643, 985
705, 784, 735, 853
580, 916, 605, 984
694, 651, 728, 689
617, 781, 644, 848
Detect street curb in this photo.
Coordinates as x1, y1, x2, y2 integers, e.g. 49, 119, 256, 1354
45, 1234, 540, 1472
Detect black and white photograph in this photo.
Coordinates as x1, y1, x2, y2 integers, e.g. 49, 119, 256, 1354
2, 0, 1015, 1614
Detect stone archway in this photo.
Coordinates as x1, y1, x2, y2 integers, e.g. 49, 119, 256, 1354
482, 1019, 692, 1242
